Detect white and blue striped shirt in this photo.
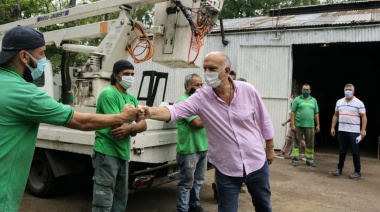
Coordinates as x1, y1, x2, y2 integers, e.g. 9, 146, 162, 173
335, 97, 365, 133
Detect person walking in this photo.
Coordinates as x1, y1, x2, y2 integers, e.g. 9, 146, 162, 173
0, 26, 139, 211
290, 84, 320, 167
175, 74, 208, 212
278, 94, 306, 159
330, 83, 367, 179
139, 51, 275, 212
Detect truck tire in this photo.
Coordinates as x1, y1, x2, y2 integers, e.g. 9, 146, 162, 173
26, 149, 57, 198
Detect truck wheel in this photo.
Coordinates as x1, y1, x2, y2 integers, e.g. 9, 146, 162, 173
26, 150, 57, 198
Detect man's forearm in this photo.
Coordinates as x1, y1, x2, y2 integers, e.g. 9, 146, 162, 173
148, 107, 171, 122
67, 112, 126, 131
265, 139, 274, 149
131, 120, 147, 134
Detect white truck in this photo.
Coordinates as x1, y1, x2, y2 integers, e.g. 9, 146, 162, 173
0, 0, 223, 197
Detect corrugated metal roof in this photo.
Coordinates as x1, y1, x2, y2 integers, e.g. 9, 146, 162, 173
212, 8, 380, 33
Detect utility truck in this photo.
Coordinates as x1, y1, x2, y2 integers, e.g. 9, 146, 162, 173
0, 0, 223, 197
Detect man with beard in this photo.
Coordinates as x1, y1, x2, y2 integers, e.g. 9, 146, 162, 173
0, 26, 139, 211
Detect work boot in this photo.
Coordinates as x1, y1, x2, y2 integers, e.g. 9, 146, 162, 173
306, 161, 317, 167
332, 169, 342, 176
189, 205, 205, 212
291, 161, 298, 167
350, 172, 361, 179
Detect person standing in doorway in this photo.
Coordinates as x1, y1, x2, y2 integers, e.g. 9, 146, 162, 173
290, 84, 320, 167
92, 60, 147, 211
176, 73, 208, 212
330, 83, 367, 179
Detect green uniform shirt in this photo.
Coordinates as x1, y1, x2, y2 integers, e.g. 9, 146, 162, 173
94, 85, 138, 160
0, 66, 74, 211
291, 95, 319, 128
175, 94, 208, 154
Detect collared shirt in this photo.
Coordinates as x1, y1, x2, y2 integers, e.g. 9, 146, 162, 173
335, 97, 365, 133
167, 80, 274, 177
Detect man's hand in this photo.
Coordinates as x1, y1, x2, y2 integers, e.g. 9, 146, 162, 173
121, 104, 138, 122
291, 124, 296, 132
110, 124, 134, 140
265, 139, 275, 165
138, 105, 150, 119
315, 125, 320, 133
330, 128, 336, 137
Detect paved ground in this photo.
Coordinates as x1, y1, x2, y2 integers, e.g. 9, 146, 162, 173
20, 152, 380, 212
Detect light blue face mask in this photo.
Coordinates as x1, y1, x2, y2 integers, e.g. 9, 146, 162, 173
25, 52, 46, 80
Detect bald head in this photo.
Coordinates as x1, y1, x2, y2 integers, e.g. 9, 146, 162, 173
204, 51, 231, 68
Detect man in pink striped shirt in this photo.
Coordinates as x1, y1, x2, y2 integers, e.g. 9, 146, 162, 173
140, 51, 275, 212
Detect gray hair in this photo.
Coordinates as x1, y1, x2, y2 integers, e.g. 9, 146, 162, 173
184, 73, 200, 89
344, 83, 355, 90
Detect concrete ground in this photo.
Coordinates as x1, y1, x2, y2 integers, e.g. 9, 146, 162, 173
20, 152, 380, 212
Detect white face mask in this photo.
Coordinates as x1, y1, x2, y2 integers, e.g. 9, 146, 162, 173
204, 71, 224, 88
119, 76, 134, 90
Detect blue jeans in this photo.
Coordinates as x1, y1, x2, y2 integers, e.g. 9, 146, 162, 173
337, 131, 361, 172
176, 151, 208, 212
92, 151, 129, 212
216, 162, 271, 212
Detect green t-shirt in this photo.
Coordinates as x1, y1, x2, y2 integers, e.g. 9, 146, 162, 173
0, 66, 74, 211
291, 95, 319, 128
175, 94, 208, 154
94, 85, 138, 160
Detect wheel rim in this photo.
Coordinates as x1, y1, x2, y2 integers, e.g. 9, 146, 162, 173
29, 159, 48, 190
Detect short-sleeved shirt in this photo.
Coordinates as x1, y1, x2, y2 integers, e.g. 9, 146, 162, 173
0, 66, 74, 211
335, 97, 365, 133
94, 85, 138, 160
291, 95, 319, 127
175, 94, 208, 154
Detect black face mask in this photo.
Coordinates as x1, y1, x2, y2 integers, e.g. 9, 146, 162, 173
23, 57, 37, 83
189, 88, 196, 96
23, 67, 33, 83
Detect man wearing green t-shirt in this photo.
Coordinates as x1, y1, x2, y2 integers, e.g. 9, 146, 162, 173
92, 60, 147, 211
290, 84, 320, 167
175, 74, 208, 212
0, 26, 139, 211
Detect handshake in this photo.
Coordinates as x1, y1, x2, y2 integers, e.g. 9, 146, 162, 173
120, 104, 150, 121
120, 104, 169, 122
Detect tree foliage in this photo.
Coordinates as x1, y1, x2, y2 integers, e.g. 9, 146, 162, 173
218, 0, 322, 19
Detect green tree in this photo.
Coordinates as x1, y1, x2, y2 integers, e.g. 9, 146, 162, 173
218, 0, 322, 19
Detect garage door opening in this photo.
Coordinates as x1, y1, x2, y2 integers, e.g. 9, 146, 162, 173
292, 42, 380, 158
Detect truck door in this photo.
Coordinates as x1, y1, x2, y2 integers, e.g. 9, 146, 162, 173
237, 45, 292, 149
